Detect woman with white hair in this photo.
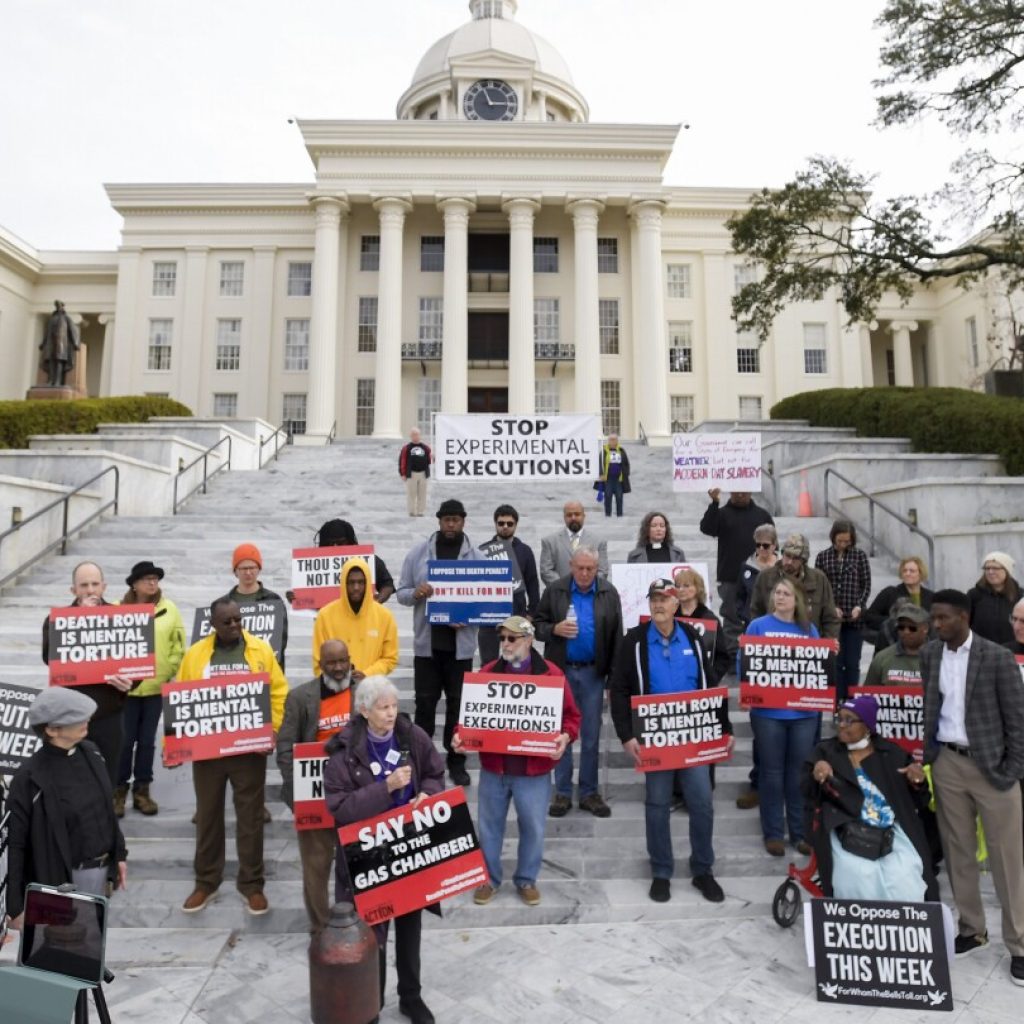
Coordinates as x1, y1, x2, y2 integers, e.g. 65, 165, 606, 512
324, 675, 444, 1024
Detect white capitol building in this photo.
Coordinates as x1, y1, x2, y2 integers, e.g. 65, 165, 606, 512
0, 0, 999, 443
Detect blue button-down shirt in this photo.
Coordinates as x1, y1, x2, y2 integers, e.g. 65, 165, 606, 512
647, 621, 699, 695
565, 578, 596, 663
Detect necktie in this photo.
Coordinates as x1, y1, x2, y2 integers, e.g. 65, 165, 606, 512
570, 534, 580, 553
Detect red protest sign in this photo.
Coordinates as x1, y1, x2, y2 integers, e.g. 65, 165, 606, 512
161, 674, 273, 766
293, 741, 333, 830
48, 605, 156, 686
630, 687, 731, 772
457, 672, 564, 756
291, 545, 376, 611
738, 634, 837, 712
858, 685, 925, 761
339, 788, 487, 925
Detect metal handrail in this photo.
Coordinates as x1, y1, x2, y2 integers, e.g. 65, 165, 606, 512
823, 467, 935, 569
258, 424, 288, 467
637, 421, 649, 447
0, 466, 120, 589
327, 420, 337, 446
173, 435, 232, 514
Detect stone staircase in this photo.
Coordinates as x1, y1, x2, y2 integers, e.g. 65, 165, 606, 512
0, 433, 900, 934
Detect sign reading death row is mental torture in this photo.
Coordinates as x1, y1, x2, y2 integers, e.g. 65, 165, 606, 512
434, 414, 600, 481
426, 560, 513, 626
672, 432, 762, 492
191, 600, 285, 660
739, 635, 837, 712
458, 672, 565, 757
290, 545, 377, 612
808, 898, 954, 1011
858, 686, 925, 761
340, 788, 487, 925
292, 741, 332, 831
630, 687, 732, 772
0, 683, 42, 775
161, 673, 273, 766
48, 605, 156, 686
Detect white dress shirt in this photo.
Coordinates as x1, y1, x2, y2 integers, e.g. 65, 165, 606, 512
936, 630, 973, 746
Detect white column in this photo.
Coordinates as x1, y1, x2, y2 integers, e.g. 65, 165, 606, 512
535, 89, 547, 122
839, 321, 863, 387
97, 313, 115, 396
503, 196, 540, 415
250, 245, 278, 419
439, 89, 450, 120
373, 197, 411, 438
568, 198, 604, 417
889, 319, 918, 386
303, 197, 347, 443
182, 246, 209, 413
629, 199, 671, 440
439, 196, 475, 413
860, 322, 876, 386
109, 247, 141, 395
925, 321, 945, 385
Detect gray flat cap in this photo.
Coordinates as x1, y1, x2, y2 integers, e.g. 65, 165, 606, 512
28, 686, 97, 728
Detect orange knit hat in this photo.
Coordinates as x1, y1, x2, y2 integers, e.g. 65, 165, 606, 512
232, 543, 262, 570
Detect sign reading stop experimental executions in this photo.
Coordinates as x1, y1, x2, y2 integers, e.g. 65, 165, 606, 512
434, 414, 600, 481
458, 672, 564, 757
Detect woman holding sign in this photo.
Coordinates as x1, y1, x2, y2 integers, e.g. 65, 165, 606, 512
325, 676, 444, 1024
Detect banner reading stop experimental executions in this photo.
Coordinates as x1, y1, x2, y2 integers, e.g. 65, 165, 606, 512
434, 414, 600, 481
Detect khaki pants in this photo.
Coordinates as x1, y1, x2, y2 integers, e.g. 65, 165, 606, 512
192, 753, 266, 896
298, 826, 337, 933
933, 747, 1024, 954
405, 472, 427, 516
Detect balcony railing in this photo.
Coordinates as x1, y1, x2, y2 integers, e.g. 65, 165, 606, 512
534, 342, 575, 360
401, 341, 443, 360
468, 272, 510, 293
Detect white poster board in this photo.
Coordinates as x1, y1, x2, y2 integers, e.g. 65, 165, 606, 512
672, 432, 762, 492
610, 561, 711, 630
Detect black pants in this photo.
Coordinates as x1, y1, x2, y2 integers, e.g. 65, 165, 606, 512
478, 627, 499, 666
379, 910, 422, 1004
88, 711, 123, 786
413, 652, 471, 770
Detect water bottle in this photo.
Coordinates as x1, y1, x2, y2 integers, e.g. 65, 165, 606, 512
565, 601, 577, 633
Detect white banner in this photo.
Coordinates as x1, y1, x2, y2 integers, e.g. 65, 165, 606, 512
434, 414, 600, 481
610, 561, 711, 630
671, 432, 762, 492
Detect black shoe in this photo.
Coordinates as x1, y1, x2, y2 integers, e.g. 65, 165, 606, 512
692, 873, 725, 903
649, 878, 671, 903
399, 995, 435, 1024
448, 765, 471, 787
548, 794, 571, 818
1011, 955, 1024, 987
953, 932, 988, 957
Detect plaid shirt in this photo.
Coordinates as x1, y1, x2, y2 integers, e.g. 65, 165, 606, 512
814, 546, 871, 624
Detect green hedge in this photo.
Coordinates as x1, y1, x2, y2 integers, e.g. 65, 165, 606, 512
0, 395, 193, 450
771, 387, 1024, 475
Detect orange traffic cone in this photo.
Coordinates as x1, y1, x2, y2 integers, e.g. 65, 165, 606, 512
797, 470, 813, 517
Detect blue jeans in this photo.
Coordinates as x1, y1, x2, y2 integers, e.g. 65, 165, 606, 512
603, 477, 624, 516
835, 623, 864, 701
118, 694, 163, 787
554, 664, 604, 799
646, 766, 714, 879
477, 769, 551, 888
750, 714, 819, 843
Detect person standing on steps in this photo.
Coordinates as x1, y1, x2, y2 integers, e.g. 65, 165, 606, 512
595, 434, 631, 518
398, 427, 433, 517
227, 542, 289, 671
627, 511, 686, 564
539, 500, 609, 587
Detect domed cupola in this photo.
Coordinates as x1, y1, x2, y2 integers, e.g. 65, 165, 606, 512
397, 0, 589, 123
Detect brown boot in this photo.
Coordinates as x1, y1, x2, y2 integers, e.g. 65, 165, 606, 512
133, 784, 159, 816
113, 784, 128, 818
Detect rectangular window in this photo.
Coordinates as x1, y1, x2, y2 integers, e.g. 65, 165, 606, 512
533, 237, 559, 273
147, 319, 173, 371
670, 395, 695, 432
418, 297, 443, 356
152, 261, 177, 297
733, 264, 758, 294
736, 332, 760, 374
666, 263, 691, 299
597, 238, 619, 273
534, 297, 560, 356
598, 298, 620, 355
213, 392, 238, 418
287, 261, 312, 297
417, 378, 441, 435
966, 316, 979, 368
284, 318, 310, 371
803, 322, 828, 374
282, 392, 307, 436
420, 236, 445, 272
356, 379, 375, 436
535, 379, 561, 415
219, 261, 244, 297
215, 318, 241, 371
738, 395, 763, 420
600, 379, 621, 436
358, 297, 378, 353
360, 235, 380, 272
668, 320, 693, 373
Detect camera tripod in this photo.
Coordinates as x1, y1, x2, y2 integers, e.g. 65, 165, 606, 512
74, 969, 114, 1024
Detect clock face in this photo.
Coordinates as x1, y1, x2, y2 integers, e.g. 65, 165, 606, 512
463, 79, 518, 121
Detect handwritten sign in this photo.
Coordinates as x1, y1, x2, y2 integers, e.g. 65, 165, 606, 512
672, 432, 762, 492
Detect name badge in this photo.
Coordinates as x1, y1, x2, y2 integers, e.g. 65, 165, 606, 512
385, 748, 401, 765
370, 762, 382, 776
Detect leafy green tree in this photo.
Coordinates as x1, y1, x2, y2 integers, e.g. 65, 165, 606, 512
728, 0, 1024, 339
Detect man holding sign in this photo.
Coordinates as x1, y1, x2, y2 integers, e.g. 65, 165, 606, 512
610, 580, 732, 904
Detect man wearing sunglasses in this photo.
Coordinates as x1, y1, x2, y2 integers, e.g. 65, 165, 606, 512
864, 600, 930, 687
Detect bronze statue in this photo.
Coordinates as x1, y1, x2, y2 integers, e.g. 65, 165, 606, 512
39, 300, 80, 387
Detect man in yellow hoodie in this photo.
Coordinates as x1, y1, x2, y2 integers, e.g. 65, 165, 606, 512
177, 597, 288, 917
311, 557, 399, 680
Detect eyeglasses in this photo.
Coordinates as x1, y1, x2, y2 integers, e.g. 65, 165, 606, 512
834, 714, 861, 727
755, 542, 774, 550
498, 634, 524, 643
495, 520, 516, 528
984, 564, 1005, 572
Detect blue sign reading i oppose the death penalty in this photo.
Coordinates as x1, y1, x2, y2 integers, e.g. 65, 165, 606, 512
426, 560, 513, 626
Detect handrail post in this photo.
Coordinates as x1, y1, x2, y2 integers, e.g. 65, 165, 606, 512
113, 466, 120, 516
869, 502, 876, 556
61, 496, 69, 555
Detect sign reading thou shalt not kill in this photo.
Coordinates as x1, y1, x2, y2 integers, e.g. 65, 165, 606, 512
48, 604, 156, 686
290, 545, 377, 611
292, 741, 333, 830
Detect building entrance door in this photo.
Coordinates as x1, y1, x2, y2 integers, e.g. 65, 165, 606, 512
468, 387, 509, 413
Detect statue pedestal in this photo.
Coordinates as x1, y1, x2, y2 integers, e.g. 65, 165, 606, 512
26, 385, 82, 401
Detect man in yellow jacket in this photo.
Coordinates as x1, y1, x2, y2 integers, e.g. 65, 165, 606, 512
311, 557, 399, 680
177, 597, 288, 917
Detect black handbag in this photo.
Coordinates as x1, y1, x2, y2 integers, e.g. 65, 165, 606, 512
837, 820, 895, 860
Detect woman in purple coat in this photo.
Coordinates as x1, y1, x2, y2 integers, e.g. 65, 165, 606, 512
324, 675, 445, 1024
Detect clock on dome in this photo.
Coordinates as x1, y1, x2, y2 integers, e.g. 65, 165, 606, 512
463, 79, 519, 121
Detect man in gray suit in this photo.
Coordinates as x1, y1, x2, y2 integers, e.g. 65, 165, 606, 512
539, 500, 609, 587
921, 589, 1024, 985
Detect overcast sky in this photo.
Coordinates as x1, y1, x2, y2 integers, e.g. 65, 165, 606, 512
2, 0, 963, 251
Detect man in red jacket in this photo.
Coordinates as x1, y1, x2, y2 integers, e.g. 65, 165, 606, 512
453, 616, 580, 908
